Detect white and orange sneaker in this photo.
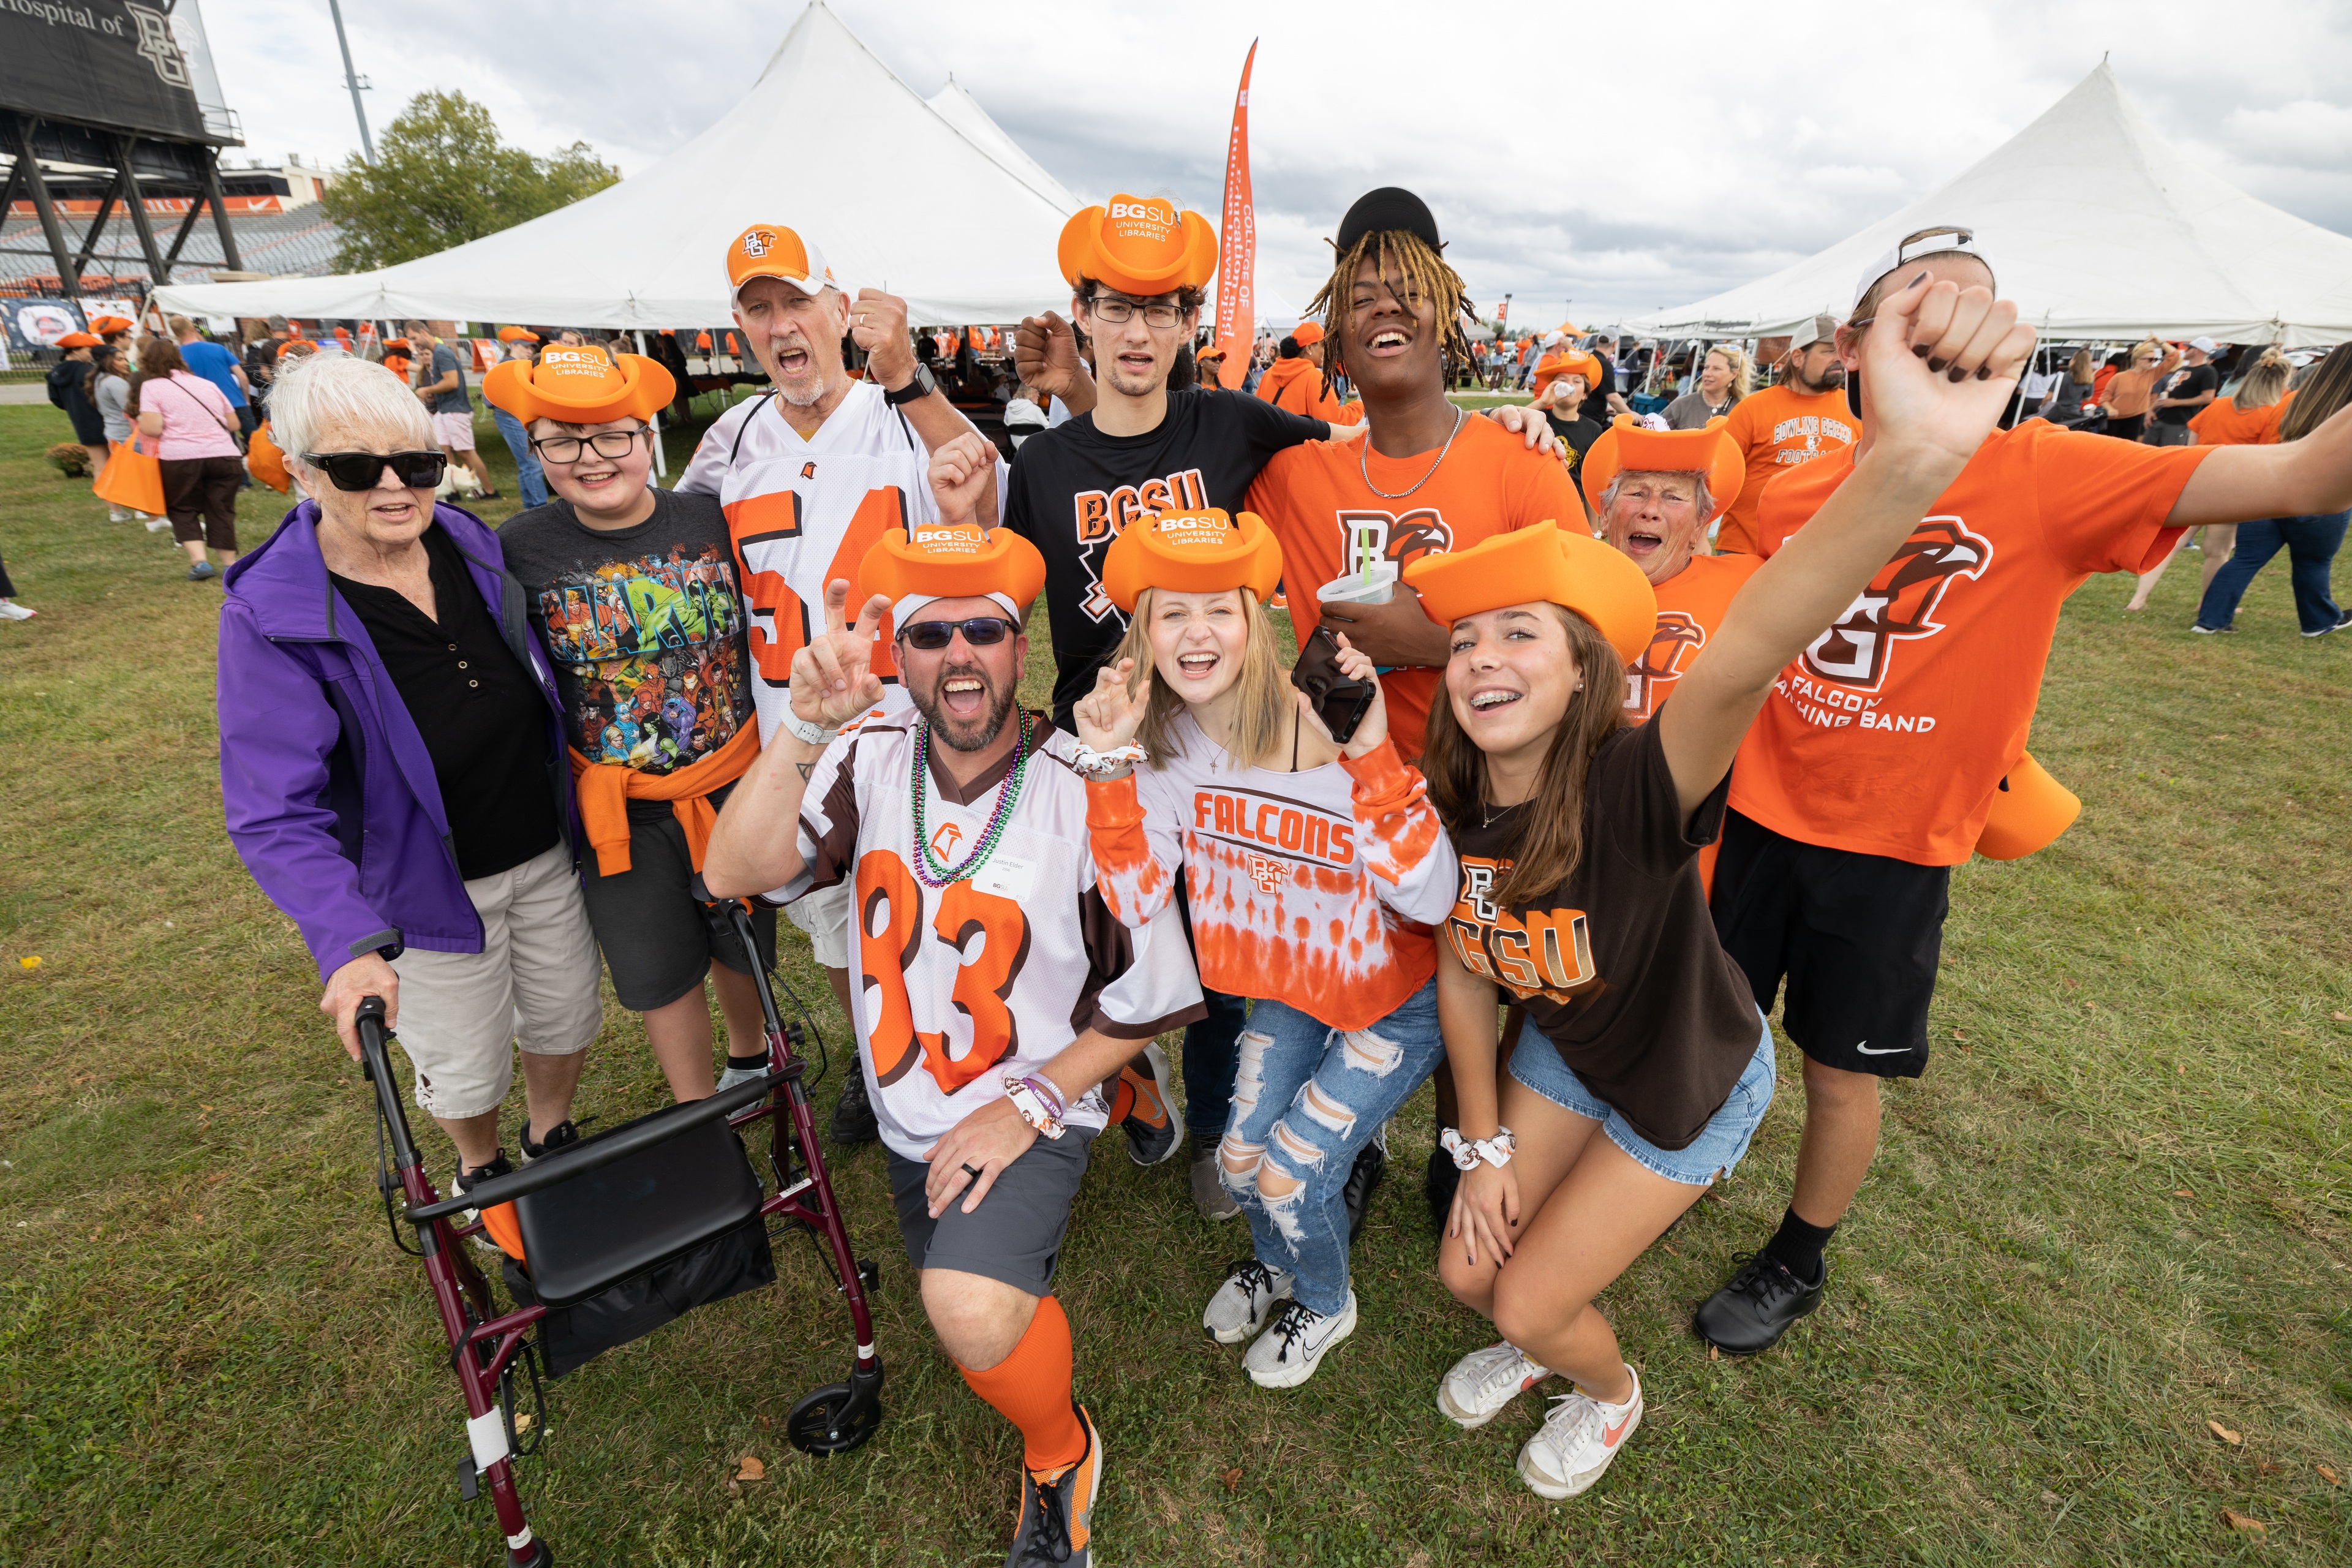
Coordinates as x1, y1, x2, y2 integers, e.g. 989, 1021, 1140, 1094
1007, 1404, 1102, 1566
1515, 1363, 1642, 1500
1437, 1340, 1551, 1429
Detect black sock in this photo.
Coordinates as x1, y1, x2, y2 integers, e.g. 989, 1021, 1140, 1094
1763, 1207, 1836, 1284
727, 1051, 771, 1071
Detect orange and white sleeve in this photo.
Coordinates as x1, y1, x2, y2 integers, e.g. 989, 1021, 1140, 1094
1084, 771, 1183, 929
1339, 738, 1460, 924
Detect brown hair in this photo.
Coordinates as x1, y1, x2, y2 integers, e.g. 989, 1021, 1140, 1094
2067, 348, 2096, 383
125, 335, 189, 417
2231, 347, 2291, 413
1420, 606, 1628, 907
2276, 349, 2352, 443
1306, 227, 1474, 396
1110, 587, 1294, 771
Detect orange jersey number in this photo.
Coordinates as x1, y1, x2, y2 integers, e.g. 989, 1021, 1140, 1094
854, 851, 1033, 1095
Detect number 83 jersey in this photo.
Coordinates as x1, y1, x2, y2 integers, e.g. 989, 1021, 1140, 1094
783, 714, 1206, 1160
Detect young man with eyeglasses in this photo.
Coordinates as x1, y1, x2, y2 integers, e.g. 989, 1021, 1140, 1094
489, 345, 779, 1110
677, 223, 1008, 1146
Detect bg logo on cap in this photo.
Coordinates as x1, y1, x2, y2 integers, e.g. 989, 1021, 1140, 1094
911, 525, 987, 556
1153, 513, 1231, 550
742, 229, 775, 258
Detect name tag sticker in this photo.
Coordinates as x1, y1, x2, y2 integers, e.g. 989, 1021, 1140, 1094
973, 856, 1033, 902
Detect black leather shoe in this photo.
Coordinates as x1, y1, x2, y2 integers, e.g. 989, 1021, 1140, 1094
1424, 1144, 1460, 1233
1694, 1250, 1824, 1354
1342, 1138, 1387, 1244
828, 1069, 880, 1146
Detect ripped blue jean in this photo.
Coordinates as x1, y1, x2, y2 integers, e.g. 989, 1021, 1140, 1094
1219, 979, 1445, 1314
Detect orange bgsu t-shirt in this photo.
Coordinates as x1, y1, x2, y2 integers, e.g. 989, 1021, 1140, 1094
2187, 390, 2292, 448
1716, 385, 1860, 556
1248, 416, 1582, 760
1623, 551, 1761, 723
1734, 420, 2210, 865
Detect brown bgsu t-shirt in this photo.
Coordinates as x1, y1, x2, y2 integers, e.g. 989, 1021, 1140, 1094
1445, 719, 1760, 1150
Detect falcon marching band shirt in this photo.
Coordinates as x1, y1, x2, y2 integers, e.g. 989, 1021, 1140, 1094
1715, 385, 1860, 556
1084, 716, 1458, 1033
784, 714, 1205, 1161
1736, 420, 2209, 865
1622, 552, 1761, 724
679, 379, 1008, 742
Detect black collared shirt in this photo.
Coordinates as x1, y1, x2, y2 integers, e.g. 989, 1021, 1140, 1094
330, 523, 560, 880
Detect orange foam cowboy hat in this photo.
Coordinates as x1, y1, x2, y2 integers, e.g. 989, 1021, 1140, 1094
1973, 753, 2081, 860
858, 521, 1047, 627
1580, 415, 1745, 519
1059, 194, 1219, 299
1404, 522, 1659, 664
1100, 508, 1283, 614
482, 343, 674, 425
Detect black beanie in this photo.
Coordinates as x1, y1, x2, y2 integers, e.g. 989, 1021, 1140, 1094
1336, 187, 1442, 254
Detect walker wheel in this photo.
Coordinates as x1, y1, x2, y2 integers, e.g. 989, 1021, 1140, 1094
786, 1381, 881, 1455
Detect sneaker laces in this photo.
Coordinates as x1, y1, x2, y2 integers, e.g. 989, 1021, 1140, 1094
1261, 1298, 1322, 1363
1016, 1465, 1073, 1564
1726, 1250, 1803, 1311
1221, 1257, 1281, 1302
1468, 1343, 1540, 1400
1538, 1388, 1605, 1451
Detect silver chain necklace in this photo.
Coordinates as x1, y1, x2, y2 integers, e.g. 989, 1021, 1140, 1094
1357, 407, 1466, 500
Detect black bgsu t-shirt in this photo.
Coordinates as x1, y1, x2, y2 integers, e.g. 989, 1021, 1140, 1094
1003, 388, 1327, 727
1447, 718, 1760, 1150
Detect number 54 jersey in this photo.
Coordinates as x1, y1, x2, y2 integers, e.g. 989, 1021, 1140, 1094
782, 714, 1206, 1161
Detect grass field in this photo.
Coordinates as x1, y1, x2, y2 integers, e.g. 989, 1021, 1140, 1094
3, 398, 2350, 1567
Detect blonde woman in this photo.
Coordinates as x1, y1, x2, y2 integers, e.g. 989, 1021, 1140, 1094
2097, 339, 2179, 443
1663, 345, 1750, 430
2127, 348, 2296, 611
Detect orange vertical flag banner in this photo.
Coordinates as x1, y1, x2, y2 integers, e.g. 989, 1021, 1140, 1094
1211, 40, 1258, 390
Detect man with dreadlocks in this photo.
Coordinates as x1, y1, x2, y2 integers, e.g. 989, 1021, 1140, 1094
1245, 186, 1589, 1224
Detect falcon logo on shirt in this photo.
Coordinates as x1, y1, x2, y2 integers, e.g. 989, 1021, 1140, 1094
929, 822, 963, 861
801, 461, 818, 479
1336, 508, 1455, 565
1798, 516, 1992, 691
1625, 612, 1708, 714
1245, 851, 1287, 894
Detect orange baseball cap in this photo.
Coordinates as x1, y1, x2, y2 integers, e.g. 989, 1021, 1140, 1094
1973, 753, 2081, 860
483, 343, 675, 426
1101, 508, 1283, 614
496, 325, 540, 343
859, 521, 1046, 627
1580, 415, 1744, 520
1058, 194, 1219, 300
1289, 320, 1325, 348
726, 223, 836, 298
1404, 523, 1658, 664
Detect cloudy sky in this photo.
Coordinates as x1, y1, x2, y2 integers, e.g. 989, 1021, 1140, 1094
201, 0, 2352, 325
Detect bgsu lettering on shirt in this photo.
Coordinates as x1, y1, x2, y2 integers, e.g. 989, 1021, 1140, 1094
1074, 467, 1208, 619
1446, 856, 1598, 1004
1796, 514, 1992, 692
1193, 789, 1356, 865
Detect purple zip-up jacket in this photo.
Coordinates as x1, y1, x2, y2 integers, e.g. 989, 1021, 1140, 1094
217, 500, 576, 984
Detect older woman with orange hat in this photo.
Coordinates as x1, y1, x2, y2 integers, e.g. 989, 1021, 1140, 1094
489, 342, 779, 1101
1074, 507, 1457, 1389
1408, 266, 2035, 1501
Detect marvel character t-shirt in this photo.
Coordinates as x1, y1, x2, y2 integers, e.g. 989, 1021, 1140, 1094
498, 489, 753, 784
1447, 719, 1761, 1151
1003, 388, 1327, 726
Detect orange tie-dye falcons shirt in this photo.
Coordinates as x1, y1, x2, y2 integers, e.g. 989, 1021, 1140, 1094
1084, 714, 1459, 1033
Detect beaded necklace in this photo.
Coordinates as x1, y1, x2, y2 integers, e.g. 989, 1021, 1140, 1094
910, 709, 1031, 888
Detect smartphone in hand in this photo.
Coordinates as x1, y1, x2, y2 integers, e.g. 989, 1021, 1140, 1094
1289, 623, 1376, 745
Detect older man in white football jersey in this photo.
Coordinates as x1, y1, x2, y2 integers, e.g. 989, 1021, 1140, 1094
681, 222, 1008, 1145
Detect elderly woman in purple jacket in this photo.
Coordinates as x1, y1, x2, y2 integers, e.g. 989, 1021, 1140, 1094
219, 352, 601, 1207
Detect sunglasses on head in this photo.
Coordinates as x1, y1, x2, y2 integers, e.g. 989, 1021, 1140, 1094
896, 616, 1017, 651
303, 450, 449, 492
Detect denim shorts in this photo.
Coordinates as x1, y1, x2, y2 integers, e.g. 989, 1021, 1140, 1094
1506, 1010, 1776, 1187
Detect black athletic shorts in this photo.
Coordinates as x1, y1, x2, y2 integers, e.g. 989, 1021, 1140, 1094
886, 1128, 1096, 1297
578, 796, 778, 1012
1708, 808, 1950, 1079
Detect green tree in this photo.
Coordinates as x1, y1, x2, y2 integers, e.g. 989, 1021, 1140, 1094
320, 90, 619, 271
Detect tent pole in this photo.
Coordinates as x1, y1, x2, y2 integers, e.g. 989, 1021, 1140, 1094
635, 328, 668, 480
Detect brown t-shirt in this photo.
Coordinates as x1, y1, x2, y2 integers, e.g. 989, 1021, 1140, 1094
1444, 718, 1760, 1150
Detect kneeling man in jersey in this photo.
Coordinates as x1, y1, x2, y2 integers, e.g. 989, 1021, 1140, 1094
706, 434, 1202, 1567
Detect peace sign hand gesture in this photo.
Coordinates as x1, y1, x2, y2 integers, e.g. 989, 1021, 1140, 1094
791, 578, 889, 729
1072, 657, 1145, 755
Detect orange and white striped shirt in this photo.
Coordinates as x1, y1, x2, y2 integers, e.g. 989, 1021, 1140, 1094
1084, 713, 1458, 1031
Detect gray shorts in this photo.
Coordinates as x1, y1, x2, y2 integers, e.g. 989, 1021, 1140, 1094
885, 1128, 1096, 1297
578, 801, 777, 1012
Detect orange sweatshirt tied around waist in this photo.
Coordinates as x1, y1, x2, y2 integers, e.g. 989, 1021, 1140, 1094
569, 720, 761, 877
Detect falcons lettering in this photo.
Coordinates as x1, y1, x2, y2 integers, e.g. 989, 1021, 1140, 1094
1798, 516, 1992, 692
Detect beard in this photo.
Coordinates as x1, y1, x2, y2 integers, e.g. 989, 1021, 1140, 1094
1792, 360, 1846, 394
914, 660, 1019, 753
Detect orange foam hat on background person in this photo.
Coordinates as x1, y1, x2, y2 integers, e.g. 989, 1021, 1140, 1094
87, 315, 132, 335
1058, 194, 1219, 298
482, 342, 675, 425
1403, 522, 1659, 664
496, 325, 540, 343
1973, 753, 2081, 860
1100, 508, 1283, 615
56, 331, 100, 347
246, 420, 292, 492
858, 520, 1047, 627
1578, 415, 1744, 520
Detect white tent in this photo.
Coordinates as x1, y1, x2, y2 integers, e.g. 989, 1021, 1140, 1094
152, 2, 1077, 329
1630, 62, 2352, 348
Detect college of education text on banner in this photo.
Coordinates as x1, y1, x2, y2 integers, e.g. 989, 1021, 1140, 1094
1211, 40, 1258, 390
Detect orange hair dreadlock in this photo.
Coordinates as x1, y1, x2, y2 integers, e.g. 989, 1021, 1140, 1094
1304, 228, 1477, 399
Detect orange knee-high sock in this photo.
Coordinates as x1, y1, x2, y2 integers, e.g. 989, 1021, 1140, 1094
956, 1295, 1087, 1472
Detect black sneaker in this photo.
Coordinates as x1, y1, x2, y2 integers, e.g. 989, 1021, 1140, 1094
1424, 1143, 1461, 1233
1005, 1404, 1101, 1566
828, 1068, 879, 1146
2302, 608, 2352, 638
1118, 1042, 1181, 1167
519, 1119, 580, 1163
451, 1152, 514, 1254
1343, 1133, 1387, 1245
1693, 1250, 1824, 1354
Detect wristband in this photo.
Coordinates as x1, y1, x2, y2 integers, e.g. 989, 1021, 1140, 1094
1069, 742, 1146, 781
1003, 1075, 1066, 1140
1440, 1125, 1517, 1170
777, 709, 839, 747
1018, 1074, 1065, 1123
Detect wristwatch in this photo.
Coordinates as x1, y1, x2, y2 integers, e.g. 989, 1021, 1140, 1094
883, 363, 937, 407
777, 709, 838, 747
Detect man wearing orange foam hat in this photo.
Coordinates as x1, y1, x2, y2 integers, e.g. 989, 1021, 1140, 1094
706, 431, 1204, 1567
680, 222, 1008, 1147
489, 344, 783, 1118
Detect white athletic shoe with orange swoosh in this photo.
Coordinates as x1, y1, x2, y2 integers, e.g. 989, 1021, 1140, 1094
1515, 1363, 1643, 1500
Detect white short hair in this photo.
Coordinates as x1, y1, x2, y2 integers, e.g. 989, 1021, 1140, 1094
270, 352, 432, 462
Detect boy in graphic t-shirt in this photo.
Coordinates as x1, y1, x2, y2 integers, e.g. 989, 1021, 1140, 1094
489, 344, 780, 1107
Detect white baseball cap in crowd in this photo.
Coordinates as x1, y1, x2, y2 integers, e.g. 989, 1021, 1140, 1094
2188, 336, 2219, 355
1788, 314, 1841, 352
1851, 225, 1995, 315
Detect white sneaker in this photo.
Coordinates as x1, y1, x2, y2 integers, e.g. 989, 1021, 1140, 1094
715, 1064, 769, 1091
1438, 1340, 1552, 1429
108, 508, 130, 522
1243, 1291, 1355, 1389
144, 516, 171, 533
1515, 1364, 1643, 1500
0, 601, 33, 622
1203, 1257, 1293, 1344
